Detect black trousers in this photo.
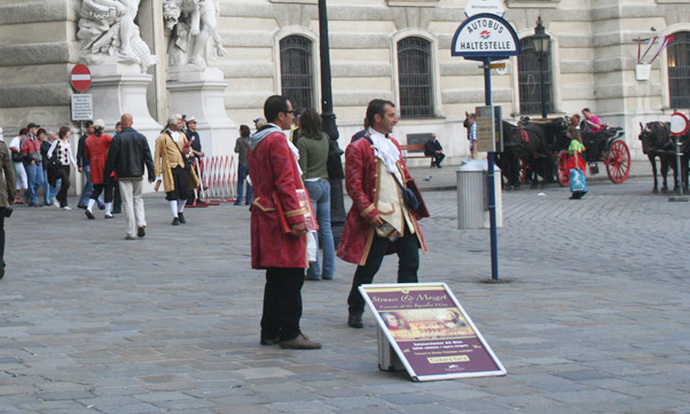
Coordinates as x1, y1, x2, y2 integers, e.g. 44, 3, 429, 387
261, 267, 305, 341
434, 153, 446, 166
91, 178, 115, 203
55, 165, 71, 207
347, 229, 420, 315
165, 166, 189, 201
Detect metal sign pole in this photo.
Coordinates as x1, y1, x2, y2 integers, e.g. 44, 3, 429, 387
483, 58, 499, 282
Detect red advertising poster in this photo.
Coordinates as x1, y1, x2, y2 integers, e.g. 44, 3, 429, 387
360, 283, 506, 381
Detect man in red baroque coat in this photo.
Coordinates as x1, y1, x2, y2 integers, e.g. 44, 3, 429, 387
248, 95, 321, 350
338, 99, 427, 329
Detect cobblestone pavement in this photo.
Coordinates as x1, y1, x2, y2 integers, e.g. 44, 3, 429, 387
0, 168, 688, 413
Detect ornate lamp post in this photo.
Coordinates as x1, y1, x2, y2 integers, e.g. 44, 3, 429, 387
533, 17, 551, 119
318, 0, 346, 246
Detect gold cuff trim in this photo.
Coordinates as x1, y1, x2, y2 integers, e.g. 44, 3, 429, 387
285, 207, 308, 218
360, 204, 375, 218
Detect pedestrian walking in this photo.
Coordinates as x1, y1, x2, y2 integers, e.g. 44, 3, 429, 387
295, 108, 335, 281
337, 99, 427, 329
234, 124, 252, 205
248, 95, 321, 350
184, 116, 205, 204
46, 126, 78, 210
103, 113, 155, 240
84, 119, 115, 219
154, 114, 199, 226
77, 121, 104, 210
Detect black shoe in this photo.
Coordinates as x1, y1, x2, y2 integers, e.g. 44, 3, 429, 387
178, 212, 186, 224
260, 336, 280, 346
137, 226, 146, 238
172, 217, 180, 226
85, 210, 95, 220
77, 205, 87, 210
0, 267, 4, 280
348, 313, 363, 329
98, 204, 105, 210
104, 214, 114, 219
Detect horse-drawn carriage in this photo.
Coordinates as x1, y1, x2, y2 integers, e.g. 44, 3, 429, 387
464, 113, 632, 189
555, 126, 631, 186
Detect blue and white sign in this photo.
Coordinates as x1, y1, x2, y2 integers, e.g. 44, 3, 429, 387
451, 14, 520, 60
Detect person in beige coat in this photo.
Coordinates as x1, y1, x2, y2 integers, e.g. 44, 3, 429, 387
0, 138, 17, 279
154, 113, 199, 225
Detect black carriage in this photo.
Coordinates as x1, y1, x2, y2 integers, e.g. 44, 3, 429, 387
556, 127, 631, 186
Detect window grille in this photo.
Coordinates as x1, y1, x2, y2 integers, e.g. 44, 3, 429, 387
398, 37, 434, 118
668, 32, 690, 109
280, 36, 314, 109
518, 36, 553, 115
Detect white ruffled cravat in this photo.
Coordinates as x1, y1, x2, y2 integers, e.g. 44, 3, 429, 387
368, 128, 400, 173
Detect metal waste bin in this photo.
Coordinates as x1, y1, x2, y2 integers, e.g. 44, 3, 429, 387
456, 159, 503, 229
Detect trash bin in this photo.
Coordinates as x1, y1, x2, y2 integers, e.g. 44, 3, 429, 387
456, 159, 503, 229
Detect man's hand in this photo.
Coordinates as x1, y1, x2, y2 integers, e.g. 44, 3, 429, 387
372, 214, 385, 228
290, 222, 307, 237
78, 167, 83, 173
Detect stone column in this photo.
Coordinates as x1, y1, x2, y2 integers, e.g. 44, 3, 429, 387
166, 67, 236, 157
89, 63, 163, 191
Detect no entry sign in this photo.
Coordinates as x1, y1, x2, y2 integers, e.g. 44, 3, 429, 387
670, 112, 689, 136
70, 64, 92, 92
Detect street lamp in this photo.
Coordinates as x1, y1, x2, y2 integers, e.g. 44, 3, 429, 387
533, 16, 551, 118
318, 0, 346, 246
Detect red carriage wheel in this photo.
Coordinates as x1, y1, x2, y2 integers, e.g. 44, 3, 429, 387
557, 150, 570, 187
606, 140, 631, 184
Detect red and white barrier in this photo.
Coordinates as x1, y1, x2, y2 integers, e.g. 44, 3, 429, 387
189, 155, 237, 206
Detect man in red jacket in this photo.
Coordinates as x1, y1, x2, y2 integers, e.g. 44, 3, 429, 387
337, 99, 427, 329
248, 95, 321, 350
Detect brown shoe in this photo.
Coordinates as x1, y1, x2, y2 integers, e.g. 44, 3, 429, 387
279, 334, 321, 350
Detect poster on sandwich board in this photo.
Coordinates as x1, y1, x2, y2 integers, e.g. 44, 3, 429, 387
359, 282, 506, 381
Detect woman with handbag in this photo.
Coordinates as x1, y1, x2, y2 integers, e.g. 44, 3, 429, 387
296, 108, 335, 281
47, 126, 78, 210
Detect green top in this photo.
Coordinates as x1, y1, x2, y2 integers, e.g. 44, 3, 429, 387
296, 133, 329, 179
568, 139, 585, 154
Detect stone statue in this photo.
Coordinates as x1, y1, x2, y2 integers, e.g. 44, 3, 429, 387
77, 0, 158, 72
163, 0, 226, 69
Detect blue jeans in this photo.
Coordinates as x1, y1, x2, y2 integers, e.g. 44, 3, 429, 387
235, 162, 252, 205
24, 163, 44, 205
78, 165, 102, 207
42, 168, 60, 204
305, 180, 335, 279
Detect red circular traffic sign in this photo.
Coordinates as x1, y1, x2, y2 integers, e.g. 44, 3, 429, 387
70, 64, 92, 92
670, 112, 689, 136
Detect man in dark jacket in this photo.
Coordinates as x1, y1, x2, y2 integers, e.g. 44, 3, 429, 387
424, 133, 445, 168
104, 113, 155, 240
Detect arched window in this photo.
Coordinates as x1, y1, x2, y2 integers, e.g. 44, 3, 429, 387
280, 35, 314, 109
668, 31, 690, 109
397, 37, 434, 118
518, 36, 553, 115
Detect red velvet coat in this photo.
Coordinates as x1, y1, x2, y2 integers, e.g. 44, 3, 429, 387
337, 135, 426, 266
248, 131, 307, 269
84, 134, 113, 185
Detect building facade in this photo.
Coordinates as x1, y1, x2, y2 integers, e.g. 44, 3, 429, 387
0, 0, 689, 165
